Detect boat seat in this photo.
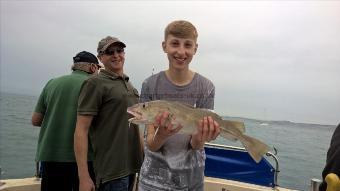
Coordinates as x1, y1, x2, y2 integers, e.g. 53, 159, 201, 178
325, 173, 340, 191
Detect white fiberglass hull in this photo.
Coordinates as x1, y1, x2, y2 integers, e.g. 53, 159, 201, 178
0, 177, 298, 191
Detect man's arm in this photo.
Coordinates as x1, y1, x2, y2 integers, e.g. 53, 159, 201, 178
31, 112, 44, 126
74, 115, 95, 191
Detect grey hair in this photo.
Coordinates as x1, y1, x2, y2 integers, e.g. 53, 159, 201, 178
71, 62, 93, 73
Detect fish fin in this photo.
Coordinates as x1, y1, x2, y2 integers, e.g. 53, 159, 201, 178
172, 101, 196, 109
240, 134, 270, 163
221, 120, 246, 133
152, 126, 160, 141
219, 130, 238, 142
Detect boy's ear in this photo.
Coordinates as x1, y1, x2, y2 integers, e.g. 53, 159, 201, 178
194, 43, 198, 54
162, 41, 167, 52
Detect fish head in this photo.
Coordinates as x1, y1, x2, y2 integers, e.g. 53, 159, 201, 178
127, 101, 170, 125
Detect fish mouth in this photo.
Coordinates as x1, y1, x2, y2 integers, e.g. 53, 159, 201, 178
127, 109, 141, 119
127, 108, 147, 124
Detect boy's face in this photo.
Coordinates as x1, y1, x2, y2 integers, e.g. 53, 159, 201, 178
162, 34, 197, 70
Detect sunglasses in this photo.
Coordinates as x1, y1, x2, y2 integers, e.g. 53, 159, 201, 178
104, 48, 124, 55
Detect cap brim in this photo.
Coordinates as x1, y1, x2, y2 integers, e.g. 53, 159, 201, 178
112, 41, 126, 48
102, 41, 126, 52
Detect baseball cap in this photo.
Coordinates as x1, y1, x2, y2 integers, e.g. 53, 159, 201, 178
97, 36, 126, 54
73, 51, 99, 64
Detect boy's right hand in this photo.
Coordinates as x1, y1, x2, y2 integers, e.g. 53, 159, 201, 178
146, 111, 183, 152
153, 111, 182, 139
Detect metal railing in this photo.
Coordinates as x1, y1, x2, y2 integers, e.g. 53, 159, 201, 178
0, 166, 5, 187
310, 178, 322, 191
35, 162, 41, 179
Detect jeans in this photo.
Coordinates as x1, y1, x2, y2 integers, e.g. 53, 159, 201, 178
98, 174, 136, 191
40, 161, 95, 191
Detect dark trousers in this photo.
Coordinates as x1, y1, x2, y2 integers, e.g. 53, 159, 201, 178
98, 174, 136, 191
40, 161, 95, 191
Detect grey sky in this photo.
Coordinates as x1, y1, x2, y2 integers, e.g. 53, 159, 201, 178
1, 1, 339, 125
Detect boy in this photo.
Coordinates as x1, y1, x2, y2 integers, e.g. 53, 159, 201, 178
138, 20, 220, 191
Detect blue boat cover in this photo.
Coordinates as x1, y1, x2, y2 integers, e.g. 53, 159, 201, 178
204, 146, 275, 187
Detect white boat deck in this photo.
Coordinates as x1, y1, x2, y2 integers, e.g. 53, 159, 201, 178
0, 177, 298, 191
0, 177, 40, 191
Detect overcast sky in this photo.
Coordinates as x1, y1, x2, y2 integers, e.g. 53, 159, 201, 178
1, 1, 339, 125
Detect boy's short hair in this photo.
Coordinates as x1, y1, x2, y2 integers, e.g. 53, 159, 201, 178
164, 20, 198, 41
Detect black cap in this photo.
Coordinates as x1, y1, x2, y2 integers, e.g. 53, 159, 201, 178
73, 51, 99, 64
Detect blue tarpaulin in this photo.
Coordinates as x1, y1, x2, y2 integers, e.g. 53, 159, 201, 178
204, 146, 275, 187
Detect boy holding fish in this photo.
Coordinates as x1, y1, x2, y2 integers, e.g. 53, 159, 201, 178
137, 20, 221, 191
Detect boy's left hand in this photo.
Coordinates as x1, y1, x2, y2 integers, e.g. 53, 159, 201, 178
190, 116, 220, 149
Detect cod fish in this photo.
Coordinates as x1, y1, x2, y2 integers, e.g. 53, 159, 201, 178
127, 100, 269, 163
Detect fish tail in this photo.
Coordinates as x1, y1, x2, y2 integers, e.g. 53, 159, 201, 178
240, 134, 270, 163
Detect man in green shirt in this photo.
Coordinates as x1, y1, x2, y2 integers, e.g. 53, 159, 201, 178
75, 36, 143, 191
32, 51, 100, 191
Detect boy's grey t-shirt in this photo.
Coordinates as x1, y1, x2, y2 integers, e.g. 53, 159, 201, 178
139, 71, 215, 191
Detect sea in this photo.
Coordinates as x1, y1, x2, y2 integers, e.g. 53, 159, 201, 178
0, 92, 336, 191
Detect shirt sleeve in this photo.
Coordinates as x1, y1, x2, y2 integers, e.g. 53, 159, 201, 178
77, 79, 102, 115
34, 79, 53, 114
198, 80, 215, 110
204, 86, 215, 110
139, 79, 152, 103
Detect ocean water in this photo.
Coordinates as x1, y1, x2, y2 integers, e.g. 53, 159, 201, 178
0, 92, 336, 190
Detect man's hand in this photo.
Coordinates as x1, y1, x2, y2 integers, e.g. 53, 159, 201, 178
191, 116, 220, 150
79, 176, 95, 191
31, 112, 44, 126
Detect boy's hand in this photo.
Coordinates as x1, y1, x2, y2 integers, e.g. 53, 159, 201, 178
146, 111, 183, 152
153, 111, 182, 139
191, 116, 220, 149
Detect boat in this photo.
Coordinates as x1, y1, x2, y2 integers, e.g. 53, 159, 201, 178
0, 143, 328, 191
204, 143, 298, 191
